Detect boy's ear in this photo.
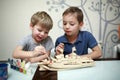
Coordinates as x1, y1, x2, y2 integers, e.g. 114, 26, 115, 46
79, 22, 84, 26
29, 23, 33, 29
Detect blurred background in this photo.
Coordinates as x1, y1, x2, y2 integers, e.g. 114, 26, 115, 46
0, 0, 120, 60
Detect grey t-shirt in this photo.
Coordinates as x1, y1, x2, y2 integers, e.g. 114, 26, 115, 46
18, 34, 54, 52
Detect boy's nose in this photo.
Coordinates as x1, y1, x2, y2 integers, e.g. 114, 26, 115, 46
40, 31, 45, 36
65, 24, 70, 29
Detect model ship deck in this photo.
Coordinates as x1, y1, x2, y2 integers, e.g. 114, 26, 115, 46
39, 53, 95, 71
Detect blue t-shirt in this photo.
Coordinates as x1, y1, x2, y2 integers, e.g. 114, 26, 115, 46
55, 31, 98, 55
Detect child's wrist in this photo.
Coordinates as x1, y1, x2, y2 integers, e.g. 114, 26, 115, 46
44, 54, 48, 58
29, 51, 34, 58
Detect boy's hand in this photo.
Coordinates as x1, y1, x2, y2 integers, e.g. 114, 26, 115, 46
55, 43, 64, 55
32, 45, 47, 57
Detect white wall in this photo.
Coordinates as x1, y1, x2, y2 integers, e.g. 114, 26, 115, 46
0, 0, 64, 60
0, 0, 119, 60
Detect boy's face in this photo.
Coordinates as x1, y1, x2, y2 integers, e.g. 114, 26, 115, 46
30, 24, 49, 43
63, 13, 83, 37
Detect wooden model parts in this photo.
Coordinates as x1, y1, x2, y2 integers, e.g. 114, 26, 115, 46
39, 46, 95, 70
39, 53, 95, 70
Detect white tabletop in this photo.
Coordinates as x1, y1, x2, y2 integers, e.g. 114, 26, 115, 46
7, 60, 120, 80
8, 63, 38, 80
58, 61, 120, 80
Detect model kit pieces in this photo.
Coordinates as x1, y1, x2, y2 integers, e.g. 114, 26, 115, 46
39, 46, 95, 71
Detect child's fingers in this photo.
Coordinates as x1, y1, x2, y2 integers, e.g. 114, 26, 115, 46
40, 50, 47, 55
57, 43, 64, 50
59, 43, 64, 48
35, 45, 46, 52
55, 43, 64, 55
56, 46, 64, 55
34, 45, 46, 55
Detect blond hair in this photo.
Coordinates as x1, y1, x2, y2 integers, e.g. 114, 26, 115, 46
31, 11, 53, 30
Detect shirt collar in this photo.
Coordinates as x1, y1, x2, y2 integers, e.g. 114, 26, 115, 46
76, 31, 82, 42
62, 31, 82, 43
60, 34, 68, 43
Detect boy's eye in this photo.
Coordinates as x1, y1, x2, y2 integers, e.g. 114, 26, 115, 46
63, 23, 67, 25
38, 29, 42, 32
45, 32, 48, 34
70, 23, 75, 26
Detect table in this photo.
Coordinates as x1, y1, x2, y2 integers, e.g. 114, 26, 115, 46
33, 60, 120, 80
7, 63, 37, 80
5, 60, 120, 80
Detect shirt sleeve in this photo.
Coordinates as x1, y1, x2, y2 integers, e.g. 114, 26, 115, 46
17, 36, 28, 47
44, 36, 54, 51
55, 38, 59, 48
87, 32, 98, 49
16, 35, 32, 51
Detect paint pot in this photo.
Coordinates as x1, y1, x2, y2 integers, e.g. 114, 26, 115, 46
0, 63, 8, 80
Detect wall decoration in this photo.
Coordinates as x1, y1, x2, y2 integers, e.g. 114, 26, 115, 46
46, 0, 120, 58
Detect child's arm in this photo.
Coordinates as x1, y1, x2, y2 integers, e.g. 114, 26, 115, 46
27, 46, 51, 63
80, 45, 102, 59
12, 46, 43, 60
28, 51, 50, 63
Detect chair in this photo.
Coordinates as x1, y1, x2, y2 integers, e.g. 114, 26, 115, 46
114, 44, 120, 59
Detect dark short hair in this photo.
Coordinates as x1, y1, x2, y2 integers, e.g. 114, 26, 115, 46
63, 7, 83, 23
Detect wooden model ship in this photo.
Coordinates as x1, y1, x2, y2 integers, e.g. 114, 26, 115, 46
39, 47, 95, 71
